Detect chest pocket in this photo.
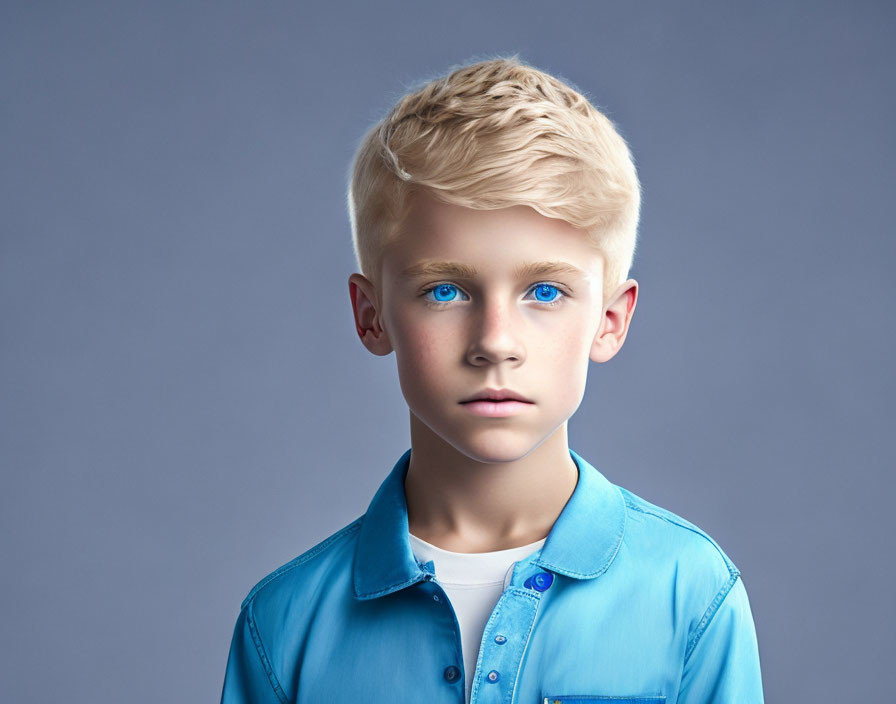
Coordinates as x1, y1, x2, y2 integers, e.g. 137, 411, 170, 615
543, 697, 665, 704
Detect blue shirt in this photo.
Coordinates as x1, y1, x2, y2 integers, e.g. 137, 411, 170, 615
220, 448, 764, 703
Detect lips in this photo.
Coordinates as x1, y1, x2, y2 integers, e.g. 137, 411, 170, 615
460, 388, 533, 404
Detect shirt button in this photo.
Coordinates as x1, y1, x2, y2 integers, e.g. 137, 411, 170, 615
494, 634, 507, 644
432, 593, 440, 602
486, 670, 500, 683
443, 665, 460, 682
530, 571, 554, 591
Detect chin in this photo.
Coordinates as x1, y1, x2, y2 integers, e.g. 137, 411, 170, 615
446, 430, 543, 465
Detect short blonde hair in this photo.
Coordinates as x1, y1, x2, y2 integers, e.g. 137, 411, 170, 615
346, 54, 641, 302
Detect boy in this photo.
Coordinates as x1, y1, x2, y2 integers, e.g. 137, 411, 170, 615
220, 55, 764, 703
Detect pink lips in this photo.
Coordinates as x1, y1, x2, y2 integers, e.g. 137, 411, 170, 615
459, 388, 534, 417
460, 399, 533, 417
460, 387, 533, 404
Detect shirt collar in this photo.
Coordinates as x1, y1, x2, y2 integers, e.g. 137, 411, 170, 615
353, 447, 626, 600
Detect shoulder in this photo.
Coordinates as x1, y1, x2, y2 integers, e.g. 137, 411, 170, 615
616, 484, 741, 609
239, 513, 364, 611
618, 485, 739, 576
225, 515, 364, 701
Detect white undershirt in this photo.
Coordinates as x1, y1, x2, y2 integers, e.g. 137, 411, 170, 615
409, 532, 547, 704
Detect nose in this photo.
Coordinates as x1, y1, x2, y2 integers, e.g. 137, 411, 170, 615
465, 296, 525, 366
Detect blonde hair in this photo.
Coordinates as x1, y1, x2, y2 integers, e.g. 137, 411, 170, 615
346, 54, 641, 302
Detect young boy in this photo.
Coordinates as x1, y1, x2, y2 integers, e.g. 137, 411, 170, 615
220, 56, 764, 704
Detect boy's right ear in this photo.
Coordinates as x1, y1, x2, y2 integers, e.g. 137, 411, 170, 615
348, 273, 393, 356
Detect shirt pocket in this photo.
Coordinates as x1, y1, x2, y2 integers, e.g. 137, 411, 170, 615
543, 697, 665, 704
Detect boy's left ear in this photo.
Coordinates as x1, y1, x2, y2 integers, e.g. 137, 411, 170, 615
590, 279, 639, 364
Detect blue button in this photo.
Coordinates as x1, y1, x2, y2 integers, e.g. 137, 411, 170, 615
443, 665, 460, 682
494, 634, 507, 644
486, 670, 500, 683
525, 571, 554, 591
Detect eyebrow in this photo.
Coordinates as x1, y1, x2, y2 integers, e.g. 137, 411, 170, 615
399, 260, 587, 280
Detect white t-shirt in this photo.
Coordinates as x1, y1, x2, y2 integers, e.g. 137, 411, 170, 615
409, 532, 547, 704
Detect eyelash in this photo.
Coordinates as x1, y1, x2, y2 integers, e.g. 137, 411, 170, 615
420, 282, 568, 308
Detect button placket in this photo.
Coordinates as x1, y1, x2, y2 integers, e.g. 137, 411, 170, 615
426, 578, 464, 692
469, 584, 544, 704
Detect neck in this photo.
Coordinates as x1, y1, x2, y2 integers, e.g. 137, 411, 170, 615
403, 413, 579, 553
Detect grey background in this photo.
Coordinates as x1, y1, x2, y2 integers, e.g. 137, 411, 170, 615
2, 1, 893, 701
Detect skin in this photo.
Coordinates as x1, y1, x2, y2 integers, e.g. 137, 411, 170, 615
348, 190, 638, 553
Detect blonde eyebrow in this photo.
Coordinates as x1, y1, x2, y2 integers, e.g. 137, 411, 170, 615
399, 260, 586, 280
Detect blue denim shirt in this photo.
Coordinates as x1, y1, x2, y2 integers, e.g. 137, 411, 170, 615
221, 448, 764, 703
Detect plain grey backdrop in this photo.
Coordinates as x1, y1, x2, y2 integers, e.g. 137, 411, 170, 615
2, 1, 893, 701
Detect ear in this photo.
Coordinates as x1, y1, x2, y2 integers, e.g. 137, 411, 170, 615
590, 279, 639, 364
348, 273, 393, 356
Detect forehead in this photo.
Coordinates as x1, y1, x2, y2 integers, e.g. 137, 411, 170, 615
383, 191, 604, 281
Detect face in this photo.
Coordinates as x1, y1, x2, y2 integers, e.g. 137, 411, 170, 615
349, 190, 637, 464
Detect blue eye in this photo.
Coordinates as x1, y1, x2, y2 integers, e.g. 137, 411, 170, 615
421, 282, 565, 307
531, 283, 561, 303
424, 283, 468, 303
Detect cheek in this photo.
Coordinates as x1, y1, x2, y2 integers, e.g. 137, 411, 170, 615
534, 319, 590, 363
396, 317, 445, 357
535, 322, 592, 393
391, 313, 456, 384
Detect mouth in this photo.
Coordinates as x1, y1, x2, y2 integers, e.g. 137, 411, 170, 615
458, 391, 534, 418
459, 388, 534, 404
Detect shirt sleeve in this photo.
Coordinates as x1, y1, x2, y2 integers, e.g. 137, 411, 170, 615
677, 574, 764, 703
220, 599, 287, 704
